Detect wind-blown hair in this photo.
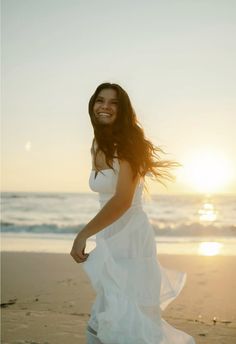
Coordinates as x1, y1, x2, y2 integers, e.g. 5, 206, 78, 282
88, 82, 181, 189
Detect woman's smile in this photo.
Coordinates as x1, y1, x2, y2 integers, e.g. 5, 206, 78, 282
93, 88, 118, 125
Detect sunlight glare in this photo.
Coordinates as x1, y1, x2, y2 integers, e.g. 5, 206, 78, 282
198, 242, 222, 256
180, 150, 233, 193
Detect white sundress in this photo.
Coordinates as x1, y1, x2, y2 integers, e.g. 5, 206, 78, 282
83, 157, 195, 344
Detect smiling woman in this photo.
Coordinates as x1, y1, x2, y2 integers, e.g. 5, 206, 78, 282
70, 82, 196, 344
87, 82, 181, 184
93, 89, 118, 126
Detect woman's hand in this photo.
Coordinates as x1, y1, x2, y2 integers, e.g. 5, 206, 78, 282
70, 232, 89, 263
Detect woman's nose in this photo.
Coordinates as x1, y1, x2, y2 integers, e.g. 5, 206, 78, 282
101, 106, 110, 112
101, 103, 110, 110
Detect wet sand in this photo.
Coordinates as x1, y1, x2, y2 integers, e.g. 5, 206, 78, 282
1, 252, 236, 343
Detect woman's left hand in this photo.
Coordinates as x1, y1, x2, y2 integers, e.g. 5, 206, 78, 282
70, 232, 89, 263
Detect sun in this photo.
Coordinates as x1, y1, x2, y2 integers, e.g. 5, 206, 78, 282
178, 149, 233, 193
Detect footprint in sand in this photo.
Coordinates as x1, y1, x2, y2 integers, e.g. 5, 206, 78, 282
1, 298, 17, 308
13, 340, 49, 344
220, 320, 232, 324
8, 323, 29, 333
57, 278, 75, 285
198, 333, 208, 337
70, 312, 90, 317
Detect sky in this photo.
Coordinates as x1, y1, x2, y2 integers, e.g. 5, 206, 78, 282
2, 0, 236, 195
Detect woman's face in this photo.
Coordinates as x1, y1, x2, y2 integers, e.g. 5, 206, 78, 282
93, 88, 118, 125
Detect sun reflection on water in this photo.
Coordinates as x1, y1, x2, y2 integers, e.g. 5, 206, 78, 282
198, 241, 223, 256
198, 195, 218, 223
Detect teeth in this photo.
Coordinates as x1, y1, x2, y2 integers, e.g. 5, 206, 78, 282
98, 113, 111, 117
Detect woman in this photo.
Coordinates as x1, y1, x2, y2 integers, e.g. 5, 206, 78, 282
70, 83, 195, 344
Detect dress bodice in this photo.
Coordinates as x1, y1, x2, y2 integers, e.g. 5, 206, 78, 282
89, 158, 144, 209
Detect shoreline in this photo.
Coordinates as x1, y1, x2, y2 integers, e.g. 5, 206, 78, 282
2, 251, 236, 343
2, 232, 236, 256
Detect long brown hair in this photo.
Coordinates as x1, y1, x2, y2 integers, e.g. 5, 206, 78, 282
88, 82, 181, 189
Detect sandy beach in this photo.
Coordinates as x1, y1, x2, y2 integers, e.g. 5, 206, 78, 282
1, 251, 235, 344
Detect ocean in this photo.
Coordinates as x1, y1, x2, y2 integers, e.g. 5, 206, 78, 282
1, 192, 236, 256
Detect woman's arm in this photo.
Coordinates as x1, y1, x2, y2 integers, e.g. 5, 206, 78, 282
70, 160, 140, 263
80, 159, 140, 239
79, 196, 129, 239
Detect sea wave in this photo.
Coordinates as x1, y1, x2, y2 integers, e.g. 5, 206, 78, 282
1, 221, 236, 237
